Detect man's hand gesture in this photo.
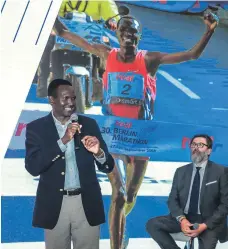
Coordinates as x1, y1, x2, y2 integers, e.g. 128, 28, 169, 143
185, 223, 208, 238
180, 218, 193, 235
81, 136, 100, 155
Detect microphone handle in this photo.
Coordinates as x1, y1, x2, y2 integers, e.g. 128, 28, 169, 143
193, 223, 199, 230
74, 131, 81, 150
72, 120, 80, 150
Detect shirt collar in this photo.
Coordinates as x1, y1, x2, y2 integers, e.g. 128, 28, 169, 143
194, 160, 208, 170
51, 111, 71, 126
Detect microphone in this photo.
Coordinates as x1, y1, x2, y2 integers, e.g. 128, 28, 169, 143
70, 113, 80, 150
190, 223, 199, 230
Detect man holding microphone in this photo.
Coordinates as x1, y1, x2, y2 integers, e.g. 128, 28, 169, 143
25, 78, 114, 249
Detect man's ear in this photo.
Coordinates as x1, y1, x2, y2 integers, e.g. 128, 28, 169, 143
208, 148, 212, 156
49, 96, 55, 106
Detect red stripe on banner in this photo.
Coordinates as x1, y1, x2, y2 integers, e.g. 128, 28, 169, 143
193, 0, 200, 8
152, 0, 167, 5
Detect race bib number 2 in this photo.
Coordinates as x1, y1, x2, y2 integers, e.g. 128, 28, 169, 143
107, 72, 144, 106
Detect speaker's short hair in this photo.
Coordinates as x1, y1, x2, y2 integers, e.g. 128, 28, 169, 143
48, 79, 72, 98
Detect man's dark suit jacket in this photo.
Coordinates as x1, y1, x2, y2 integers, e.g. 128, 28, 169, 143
25, 113, 114, 230
168, 160, 228, 242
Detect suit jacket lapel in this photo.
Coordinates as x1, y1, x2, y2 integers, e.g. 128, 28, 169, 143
200, 160, 211, 210
183, 164, 194, 207
44, 113, 60, 142
73, 115, 89, 168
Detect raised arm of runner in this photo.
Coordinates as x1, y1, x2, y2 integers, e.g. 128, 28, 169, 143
53, 18, 111, 60
145, 12, 219, 75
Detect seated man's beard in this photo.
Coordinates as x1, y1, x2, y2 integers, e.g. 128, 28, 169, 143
191, 151, 207, 164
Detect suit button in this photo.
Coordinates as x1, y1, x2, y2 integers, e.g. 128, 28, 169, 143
105, 165, 109, 169
62, 156, 65, 159
59, 189, 63, 192
61, 172, 65, 175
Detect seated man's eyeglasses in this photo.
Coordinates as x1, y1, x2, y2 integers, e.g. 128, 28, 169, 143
190, 142, 209, 148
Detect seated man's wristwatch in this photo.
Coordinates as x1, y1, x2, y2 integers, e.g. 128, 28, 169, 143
177, 215, 186, 223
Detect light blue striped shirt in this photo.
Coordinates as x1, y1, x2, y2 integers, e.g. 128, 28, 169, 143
52, 113, 106, 190
176, 160, 208, 221
184, 160, 207, 214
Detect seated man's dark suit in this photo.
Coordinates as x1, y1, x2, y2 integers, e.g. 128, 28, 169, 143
146, 161, 228, 249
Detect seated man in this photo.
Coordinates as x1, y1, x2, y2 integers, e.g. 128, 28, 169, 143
146, 134, 228, 249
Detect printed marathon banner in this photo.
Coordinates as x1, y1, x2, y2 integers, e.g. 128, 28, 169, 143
121, 1, 196, 13
7, 110, 228, 165
121, 1, 228, 14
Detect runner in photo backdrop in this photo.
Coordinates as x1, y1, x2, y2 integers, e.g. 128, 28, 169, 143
54, 10, 219, 249
36, 0, 119, 98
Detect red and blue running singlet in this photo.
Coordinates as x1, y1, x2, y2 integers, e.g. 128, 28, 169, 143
102, 48, 156, 119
